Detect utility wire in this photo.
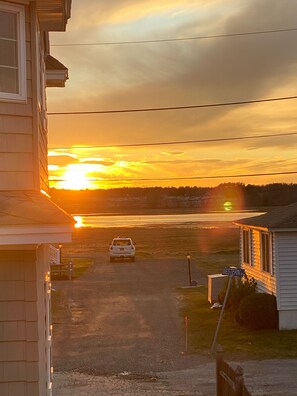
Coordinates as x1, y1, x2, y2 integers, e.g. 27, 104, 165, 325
51, 27, 297, 47
48, 170, 297, 183
49, 131, 297, 150
47, 95, 297, 116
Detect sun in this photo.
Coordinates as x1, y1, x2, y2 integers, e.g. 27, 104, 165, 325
59, 164, 94, 190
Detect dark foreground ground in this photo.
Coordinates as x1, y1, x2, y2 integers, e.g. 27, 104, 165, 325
52, 227, 297, 395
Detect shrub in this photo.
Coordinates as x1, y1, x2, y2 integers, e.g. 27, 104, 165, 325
218, 275, 257, 312
238, 293, 278, 330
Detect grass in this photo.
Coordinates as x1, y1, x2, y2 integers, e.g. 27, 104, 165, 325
179, 286, 297, 359
62, 226, 240, 271
57, 225, 297, 359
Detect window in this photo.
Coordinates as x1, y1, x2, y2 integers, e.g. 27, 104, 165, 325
261, 232, 272, 274
242, 229, 252, 265
0, 2, 26, 101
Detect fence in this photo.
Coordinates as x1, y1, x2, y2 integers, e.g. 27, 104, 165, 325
49, 244, 60, 265
49, 245, 74, 280
216, 348, 252, 396
50, 261, 74, 280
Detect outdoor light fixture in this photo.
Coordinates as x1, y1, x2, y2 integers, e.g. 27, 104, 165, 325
187, 253, 192, 286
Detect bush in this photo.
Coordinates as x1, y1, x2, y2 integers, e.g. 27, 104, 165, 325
218, 275, 257, 312
238, 293, 278, 330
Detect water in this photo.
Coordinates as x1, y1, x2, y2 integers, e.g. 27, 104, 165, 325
73, 211, 264, 228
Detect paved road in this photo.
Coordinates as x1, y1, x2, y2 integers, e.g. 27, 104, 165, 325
52, 255, 297, 395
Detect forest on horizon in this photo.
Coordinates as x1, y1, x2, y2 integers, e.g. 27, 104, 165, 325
49, 183, 297, 214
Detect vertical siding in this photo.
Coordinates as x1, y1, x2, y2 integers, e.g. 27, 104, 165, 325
241, 228, 276, 295
276, 232, 297, 310
36, 245, 52, 395
35, 19, 49, 193
0, 5, 35, 190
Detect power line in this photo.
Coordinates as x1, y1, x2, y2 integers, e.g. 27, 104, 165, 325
47, 95, 297, 116
51, 27, 297, 47
49, 131, 297, 150
48, 170, 297, 183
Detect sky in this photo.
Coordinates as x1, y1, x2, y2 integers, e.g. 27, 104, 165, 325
47, 0, 297, 190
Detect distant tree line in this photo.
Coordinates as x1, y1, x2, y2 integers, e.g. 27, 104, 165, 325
49, 183, 297, 213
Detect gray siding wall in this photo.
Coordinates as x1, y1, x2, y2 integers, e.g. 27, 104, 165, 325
276, 232, 297, 310
0, 246, 51, 396
0, 4, 49, 192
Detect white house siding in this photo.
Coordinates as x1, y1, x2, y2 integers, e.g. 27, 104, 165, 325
241, 229, 276, 295
276, 232, 297, 310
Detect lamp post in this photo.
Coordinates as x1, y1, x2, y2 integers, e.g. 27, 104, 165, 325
187, 253, 192, 286
58, 244, 62, 265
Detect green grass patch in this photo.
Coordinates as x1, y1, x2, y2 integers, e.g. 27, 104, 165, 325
51, 257, 93, 281
179, 286, 297, 359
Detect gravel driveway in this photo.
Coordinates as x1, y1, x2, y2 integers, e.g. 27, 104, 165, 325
52, 254, 297, 395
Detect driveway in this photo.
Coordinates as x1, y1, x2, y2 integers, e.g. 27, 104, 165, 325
52, 254, 297, 395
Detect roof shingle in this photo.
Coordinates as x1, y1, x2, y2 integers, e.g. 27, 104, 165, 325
0, 191, 74, 226
235, 202, 297, 229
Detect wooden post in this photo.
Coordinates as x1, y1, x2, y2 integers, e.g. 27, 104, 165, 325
184, 316, 188, 353
68, 261, 73, 280
211, 275, 232, 354
216, 344, 223, 396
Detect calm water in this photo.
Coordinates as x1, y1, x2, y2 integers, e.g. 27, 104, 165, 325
73, 211, 264, 228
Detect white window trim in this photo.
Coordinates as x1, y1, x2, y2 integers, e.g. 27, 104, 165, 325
0, 1, 27, 102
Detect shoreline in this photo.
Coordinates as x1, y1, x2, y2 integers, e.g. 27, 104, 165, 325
72, 211, 264, 229
71, 207, 268, 217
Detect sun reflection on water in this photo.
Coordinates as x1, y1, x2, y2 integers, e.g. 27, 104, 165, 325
73, 215, 83, 228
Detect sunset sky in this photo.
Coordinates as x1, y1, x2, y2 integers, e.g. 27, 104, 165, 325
47, 0, 297, 190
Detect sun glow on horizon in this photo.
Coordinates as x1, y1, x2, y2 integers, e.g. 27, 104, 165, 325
56, 164, 97, 190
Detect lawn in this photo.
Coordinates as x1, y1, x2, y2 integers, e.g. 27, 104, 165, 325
62, 225, 240, 272
56, 225, 297, 360
179, 286, 297, 359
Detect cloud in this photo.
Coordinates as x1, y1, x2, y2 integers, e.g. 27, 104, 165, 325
68, 0, 219, 28
48, 154, 79, 166
47, 0, 297, 187
80, 158, 115, 166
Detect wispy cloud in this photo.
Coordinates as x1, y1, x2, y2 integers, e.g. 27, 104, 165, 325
47, 0, 297, 188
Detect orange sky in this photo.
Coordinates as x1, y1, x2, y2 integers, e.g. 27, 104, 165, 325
47, 0, 297, 190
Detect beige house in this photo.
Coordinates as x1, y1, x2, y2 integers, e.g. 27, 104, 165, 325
235, 202, 297, 330
0, 1, 73, 395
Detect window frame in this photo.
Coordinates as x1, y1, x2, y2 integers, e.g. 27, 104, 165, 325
0, 1, 27, 102
261, 232, 273, 275
242, 228, 252, 265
